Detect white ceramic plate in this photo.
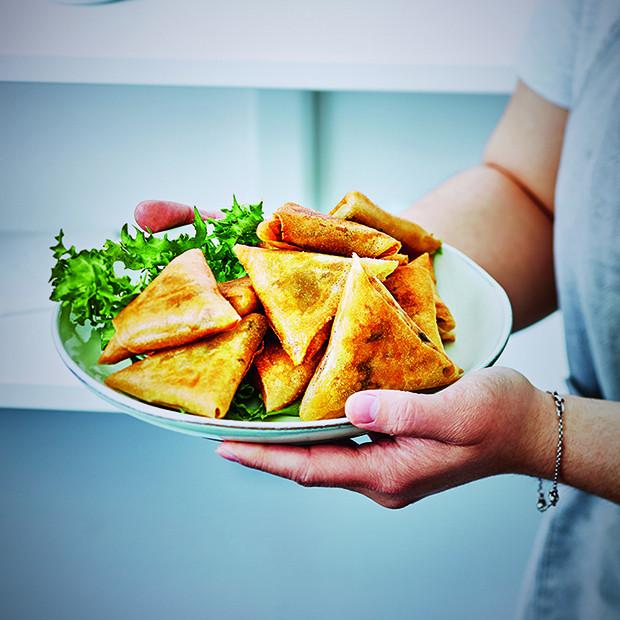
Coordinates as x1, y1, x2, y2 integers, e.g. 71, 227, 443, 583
53, 244, 512, 444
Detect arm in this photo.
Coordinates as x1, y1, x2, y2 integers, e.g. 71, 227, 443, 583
407, 81, 567, 329
524, 392, 620, 503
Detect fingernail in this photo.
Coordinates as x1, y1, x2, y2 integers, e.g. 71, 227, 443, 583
346, 393, 378, 425
217, 446, 240, 463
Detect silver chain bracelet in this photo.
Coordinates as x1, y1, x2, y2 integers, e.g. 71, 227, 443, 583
536, 391, 565, 512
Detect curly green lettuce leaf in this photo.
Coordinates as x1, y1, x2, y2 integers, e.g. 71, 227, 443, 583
49, 231, 142, 344
203, 195, 264, 283
49, 197, 264, 346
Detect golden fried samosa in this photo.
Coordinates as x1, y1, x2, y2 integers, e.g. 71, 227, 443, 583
254, 331, 325, 412
256, 217, 299, 251
98, 332, 131, 365
105, 314, 268, 418
424, 254, 457, 342
99, 273, 258, 365
436, 296, 456, 342
329, 191, 441, 257
109, 249, 240, 357
217, 276, 261, 316
257, 202, 401, 258
390, 253, 410, 266
234, 245, 398, 365
300, 255, 461, 421
385, 253, 444, 351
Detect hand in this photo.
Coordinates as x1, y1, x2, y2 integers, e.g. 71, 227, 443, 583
216, 367, 555, 508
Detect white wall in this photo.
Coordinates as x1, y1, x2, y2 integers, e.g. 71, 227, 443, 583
317, 90, 510, 210
0, 83, 314, 235
0, 0, 538, 91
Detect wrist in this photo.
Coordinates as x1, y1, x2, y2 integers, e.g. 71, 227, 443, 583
512, 386, 559, 478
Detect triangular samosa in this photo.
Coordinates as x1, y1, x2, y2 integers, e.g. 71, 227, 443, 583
105, 314, 268, 418
257, 202, 401, 258
435, 294, 456, 342
98, 332, 131, 365
102, 249, 240, 360
300, 255, 461, 420
424, 253, 457, 342
234, 245, 398, 365
99, 273, 256, 365
385, 253, 444, 351
329, 191, 441, 257
254, 331, 325, 412
217, 276, 261, 317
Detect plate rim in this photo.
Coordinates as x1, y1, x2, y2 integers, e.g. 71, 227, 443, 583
51, 243, 512, 433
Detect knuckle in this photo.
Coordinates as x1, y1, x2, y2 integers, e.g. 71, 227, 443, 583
387, 395, 417, 435
294, 459, 319, 487
249, 447, 270, 471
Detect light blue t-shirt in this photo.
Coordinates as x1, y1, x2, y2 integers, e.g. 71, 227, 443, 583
516, 1, 620, 619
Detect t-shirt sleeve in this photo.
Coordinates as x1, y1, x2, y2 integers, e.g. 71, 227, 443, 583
517, 0, 582, 109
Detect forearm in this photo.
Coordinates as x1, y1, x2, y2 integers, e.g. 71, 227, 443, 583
521, 389, 620, 504
403, 165, 556, 329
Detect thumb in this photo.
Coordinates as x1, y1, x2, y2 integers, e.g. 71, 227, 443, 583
345, 389, 450, 438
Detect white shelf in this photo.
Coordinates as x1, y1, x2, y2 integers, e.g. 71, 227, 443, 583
0, 56, 518, 94
0, 0, 537, 93
0, 309, 115, 413
0, 231, 115, 413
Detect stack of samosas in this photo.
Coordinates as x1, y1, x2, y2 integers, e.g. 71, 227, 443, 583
101, 192, 459, 420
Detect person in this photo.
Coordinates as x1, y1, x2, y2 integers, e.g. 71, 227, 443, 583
211, 2, 620, 618
138, 1, 618, 616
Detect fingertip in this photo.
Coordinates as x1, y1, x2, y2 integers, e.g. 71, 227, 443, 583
216, 441, 270, 467
347, 389, 442, 437
216, 443, 240, 463
134, 201, 150, 229
198, 208, 224, 220
345, 392, 379, 427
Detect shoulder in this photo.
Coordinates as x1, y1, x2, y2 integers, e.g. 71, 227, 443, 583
517, 0, 583, 109
518, 0, 620, 109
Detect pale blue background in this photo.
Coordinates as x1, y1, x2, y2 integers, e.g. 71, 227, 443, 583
0, 82, 567, 619
1, 409, 540, 620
